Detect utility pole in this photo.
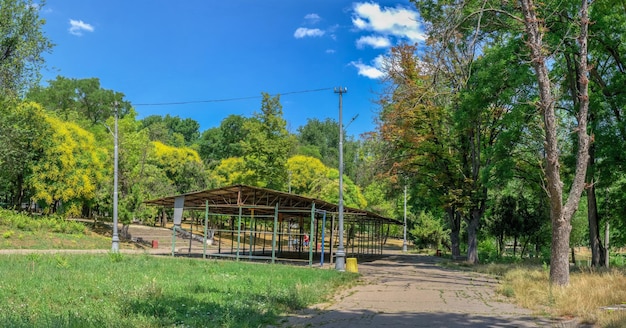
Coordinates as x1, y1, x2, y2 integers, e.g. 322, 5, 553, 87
111, 102, 120, 252
334, 87, 347, 271
403, 184, 407, 253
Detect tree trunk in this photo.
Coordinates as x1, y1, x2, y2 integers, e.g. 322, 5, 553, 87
467, 209, 480, 263
520, 0, 590, 286
12, 173, 24, 209
587, 183, 605, 266
448, 208, 461, 258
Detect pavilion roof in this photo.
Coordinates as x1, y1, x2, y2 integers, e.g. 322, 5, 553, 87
144, 184, 400, 224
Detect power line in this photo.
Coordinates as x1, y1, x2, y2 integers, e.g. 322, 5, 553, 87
134, 87, 334, 106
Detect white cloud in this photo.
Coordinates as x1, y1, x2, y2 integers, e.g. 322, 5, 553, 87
350, 55, 385, 79
304, 13, 321, 24
294, 27, 325, 39
326, 49, 336, 54
69, 19, 94, 36
352, 2, 425, 42
356, 35, 391, 49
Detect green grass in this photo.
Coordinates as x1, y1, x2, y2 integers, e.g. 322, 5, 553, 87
0, 253, 357, 327
0, 208, 133, 250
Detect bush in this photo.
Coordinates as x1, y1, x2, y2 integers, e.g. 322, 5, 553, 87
0, 209, 86, 234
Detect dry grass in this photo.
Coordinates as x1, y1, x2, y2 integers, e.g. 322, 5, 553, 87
500, 267, 626, 326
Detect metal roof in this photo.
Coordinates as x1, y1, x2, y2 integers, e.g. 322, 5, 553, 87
144, 184, 400, 224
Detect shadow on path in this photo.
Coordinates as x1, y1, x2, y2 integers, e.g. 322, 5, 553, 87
278, 253, 582, 328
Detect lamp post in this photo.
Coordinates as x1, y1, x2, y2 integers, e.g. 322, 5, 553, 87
111, 103, 120, 252
334, 87, 347, 271
403, 185, 407, 253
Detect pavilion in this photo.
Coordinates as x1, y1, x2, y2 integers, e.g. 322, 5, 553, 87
144, 184, 401, 266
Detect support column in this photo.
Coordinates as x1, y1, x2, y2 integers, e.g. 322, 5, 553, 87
236, 207, 242, 260
272, 204, 278, 264
309, 203, 315, 267
203, 201, 208, 259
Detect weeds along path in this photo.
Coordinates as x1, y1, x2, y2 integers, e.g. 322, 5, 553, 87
280, 253, 580, 328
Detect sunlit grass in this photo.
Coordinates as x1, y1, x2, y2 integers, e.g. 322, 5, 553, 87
0, 254, 357, 327
498, 266, 626, 327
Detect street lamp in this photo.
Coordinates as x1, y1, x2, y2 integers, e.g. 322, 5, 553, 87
334, 87, 347, 271
111, 103, 120, 252
403, 185, 407, 253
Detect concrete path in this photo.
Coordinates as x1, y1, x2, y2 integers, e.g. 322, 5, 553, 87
280, 253, 580, 327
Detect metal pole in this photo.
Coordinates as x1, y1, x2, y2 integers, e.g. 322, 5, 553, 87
309, 203, 315, 267
334, 86, 347, 271
403, 185, 408, 253
237, 206, 242, 261
111, 103, 120, 252
272, 203, 278, 264
171, 225, 176, 256
321, 211, 326, 267
203, 201, 208, 259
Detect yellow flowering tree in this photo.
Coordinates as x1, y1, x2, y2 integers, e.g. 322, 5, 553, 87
29, 114, 107, 216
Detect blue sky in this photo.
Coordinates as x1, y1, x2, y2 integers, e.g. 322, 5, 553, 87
39, 1, 425, 138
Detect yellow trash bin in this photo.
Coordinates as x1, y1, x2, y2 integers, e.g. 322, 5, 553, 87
346, 257, 358, 273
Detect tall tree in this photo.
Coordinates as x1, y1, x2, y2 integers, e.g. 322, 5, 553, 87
141, 114, 200, 147
296, 118, 360, 181
29, 114, 107, 216
27, 76, 131, 125
197, 114, 250, 164
582, 0, 626, 266
0, 100, 47, 208
241, 93, 295, 190
378, 44, 465, 258
0, 0, 53, 97
412, 0, 591, 285
518, 0, 591, 286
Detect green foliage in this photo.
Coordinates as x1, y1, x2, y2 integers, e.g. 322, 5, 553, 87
27, 76, 132, 125
241, 93, 295, 190
0, 208, 85, 234
0, 0, 54, 97
296, 118, 361, 181
410, 211, 449, 250
141, 114, 200, 147
286, 155, 329, 195
0, 254, 357, 327
0, 100, 48, 207
211, 157, 257, 187
362, 179, 396, 218
150, 141, 206, 194
197, 115, 250, 164
29, 114, 107, 216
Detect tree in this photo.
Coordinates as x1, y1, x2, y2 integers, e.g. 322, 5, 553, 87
378, 44, 465, 258
0, 0, 53, 97
211, 157, 256, 187
27, 76, 132, 125
411, 0, 592, 285
296, 118, 360, 181
241, 93, 295, 190
519, 0, 591, 286
29, 114, 107, 216
411, 211, 449, 251
141, 114, 200, 147
197, 115, 249, 164
0, 100, 47, 208
149, 141, 206, 194
285, 155, 329, 196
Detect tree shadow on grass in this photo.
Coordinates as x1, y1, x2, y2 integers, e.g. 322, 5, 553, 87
123, 287, 303, 328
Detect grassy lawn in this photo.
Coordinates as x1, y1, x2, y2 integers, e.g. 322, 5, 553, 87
0, 209, 358, 327
0, 209, 137, 250
0, 253, 357, 327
